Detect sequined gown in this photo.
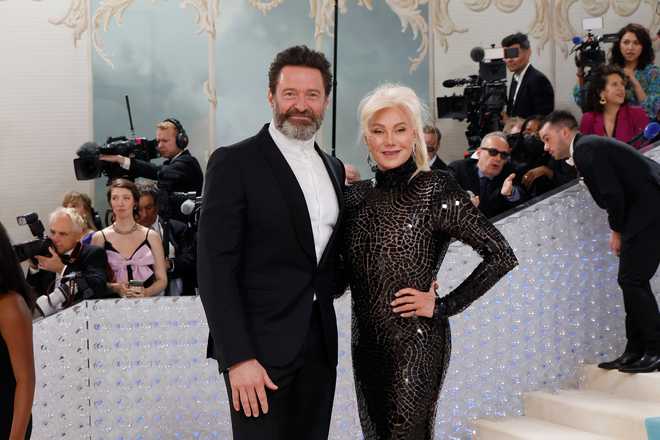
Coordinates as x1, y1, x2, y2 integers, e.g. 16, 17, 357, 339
343, 159, 518, 440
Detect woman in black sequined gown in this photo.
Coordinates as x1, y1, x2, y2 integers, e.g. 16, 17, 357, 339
343, 85, 518, 439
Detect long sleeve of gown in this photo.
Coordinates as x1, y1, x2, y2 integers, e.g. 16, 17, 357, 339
432, 175, 518, 317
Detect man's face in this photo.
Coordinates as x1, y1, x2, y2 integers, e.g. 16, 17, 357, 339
477, 136, 511, 178
424, 132, 439, 156
503, 44, 531, 74
138, 195, 158, 227
156, 126, 182, 159
540, 123, 571, 160
268, 65, 328, 141
49, 215, 82, 254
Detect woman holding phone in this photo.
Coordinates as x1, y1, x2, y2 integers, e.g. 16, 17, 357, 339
92, 179, 167, 297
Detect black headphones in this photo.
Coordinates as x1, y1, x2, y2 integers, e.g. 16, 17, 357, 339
163, 118, 189, 149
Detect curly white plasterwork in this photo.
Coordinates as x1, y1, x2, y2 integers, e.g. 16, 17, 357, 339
385, 0, 429, 73
247, 0, 284, 14
181, 0, 220, 37
91, 0, 136, 68
310, 0, 348, 48
48, 0, 88, 47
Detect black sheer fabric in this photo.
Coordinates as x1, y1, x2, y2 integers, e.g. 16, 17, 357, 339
343, 158, 518, 439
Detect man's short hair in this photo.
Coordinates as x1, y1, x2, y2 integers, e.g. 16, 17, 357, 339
137, 183, 160, 206
542, 110, 578, 130
502, 32, 530, 50
268, 45, 333, 96
480, 131, 509, 149
49, 207, 85, 234
423, 124, 442, 140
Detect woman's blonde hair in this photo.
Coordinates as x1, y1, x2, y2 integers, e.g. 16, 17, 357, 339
62, 191, 96, 231
358, 84, 430, 174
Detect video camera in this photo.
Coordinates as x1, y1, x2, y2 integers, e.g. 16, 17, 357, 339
571, 17, 618, 110
73, 95, 158, 184
437, 45, 514, 151
12, 213, 53, 262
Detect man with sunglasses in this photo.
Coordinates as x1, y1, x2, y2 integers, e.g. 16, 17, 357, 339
449, 132, 526, 218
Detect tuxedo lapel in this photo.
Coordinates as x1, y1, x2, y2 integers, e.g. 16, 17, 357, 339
315, 146, 343, 268
258, 126, 316, 264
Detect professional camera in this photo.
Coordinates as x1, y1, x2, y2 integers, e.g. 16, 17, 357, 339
437, 45, 514, 152
35, 271, 91, 318
73, 95, 159, 184
12, 213, 53, 262
73, 136, 158, 183
571, 17, 618, 110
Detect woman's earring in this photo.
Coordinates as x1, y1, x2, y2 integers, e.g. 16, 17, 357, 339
599, 95, 607, 105
367, 154, 377, 172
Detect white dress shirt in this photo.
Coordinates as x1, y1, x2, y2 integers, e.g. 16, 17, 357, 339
566, 133, 577, 167
511, 62, 531, 105
268, 121, 339, 264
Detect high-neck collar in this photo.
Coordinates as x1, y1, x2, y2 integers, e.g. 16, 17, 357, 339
374, 157, 417, 189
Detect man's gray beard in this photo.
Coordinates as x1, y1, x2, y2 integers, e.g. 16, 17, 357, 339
274, 108, 323, 141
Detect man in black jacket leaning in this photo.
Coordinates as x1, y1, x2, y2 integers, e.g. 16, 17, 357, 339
27, 207, 109, 317
540, 110, 660, 373
502, 32, 555, 119
197, 46, 345, 439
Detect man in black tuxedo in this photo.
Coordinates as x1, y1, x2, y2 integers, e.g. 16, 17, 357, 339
27, 208, 109, 317
100, 118, 204, 221
540, 110, 660, 373
137, 184, 196, 296
502, 32, 555, 119
423, 124, 448, 170
449, 132, 525, 218
197, 46, 345, 439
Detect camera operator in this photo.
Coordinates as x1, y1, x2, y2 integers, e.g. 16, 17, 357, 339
26, 208, 109, 317
502, 32, 555, 119
574, 23, 659, 118
137, 184, 197, 296
99, 118, 204, 196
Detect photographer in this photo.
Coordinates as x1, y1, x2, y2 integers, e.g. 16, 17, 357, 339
502, 32, 555, 119
137, 184, 197, 296
26, 208, 109, 317
99, 118, 204, 197
575, 23, 660, 118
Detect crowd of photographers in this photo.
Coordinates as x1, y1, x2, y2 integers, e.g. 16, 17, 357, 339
8, 22, 660, 319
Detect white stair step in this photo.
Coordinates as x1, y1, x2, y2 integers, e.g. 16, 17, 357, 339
580, 364, 660, 404
524, 389, 660, 439
473, 416, 618, 440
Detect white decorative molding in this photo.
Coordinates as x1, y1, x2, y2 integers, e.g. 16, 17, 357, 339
386, 0, 430, 73
91, 0, 136, 68
48, 0, 88, 47
247, 0, 284, 14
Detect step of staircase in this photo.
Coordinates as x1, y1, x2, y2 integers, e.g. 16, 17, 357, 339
579, 364, 660, 403
524, 389, 660, 439
473, 416, 618, 440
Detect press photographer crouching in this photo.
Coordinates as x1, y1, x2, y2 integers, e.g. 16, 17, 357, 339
99, 118, 204, 221
27, 208, 109, 318
137, 184, 197, 296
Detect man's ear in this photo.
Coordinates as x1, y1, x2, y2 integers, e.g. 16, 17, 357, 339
267, 89, 274, 108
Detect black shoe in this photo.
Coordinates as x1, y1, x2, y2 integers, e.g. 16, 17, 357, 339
597, 352, 643, 370
618, 354, 660, 373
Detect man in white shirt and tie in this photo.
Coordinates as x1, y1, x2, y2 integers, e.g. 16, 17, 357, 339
197, 46, 346, 440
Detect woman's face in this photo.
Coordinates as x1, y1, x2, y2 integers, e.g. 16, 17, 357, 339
110, 188, 136, 219
523, 120, 541, 136
366, 106, 416, 171
601, 73, 626, 106
620, 31, 642, 65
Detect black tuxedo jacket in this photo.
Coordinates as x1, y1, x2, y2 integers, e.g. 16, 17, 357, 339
448, 158, 522, 218
198, 124, 346, 372
159, 218, 197, 295
507, 64, 555, 118
573, 134, 660, 238
26, 244, 110, 299
430, 156, 448, 171
130, 149, 204, 194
